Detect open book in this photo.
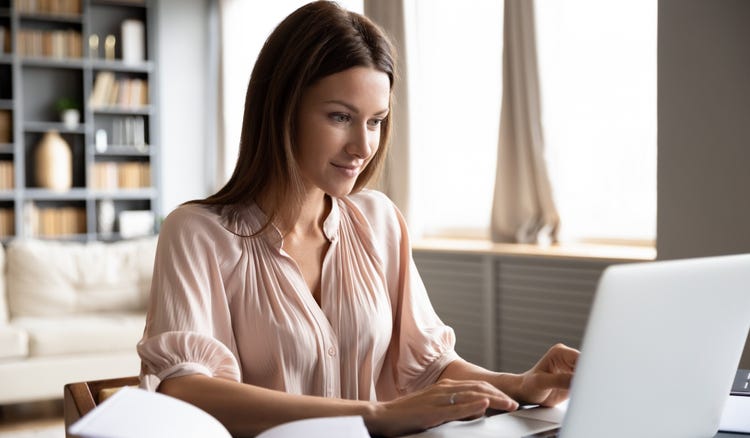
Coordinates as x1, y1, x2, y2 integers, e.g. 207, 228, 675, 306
68, 386, 369, 438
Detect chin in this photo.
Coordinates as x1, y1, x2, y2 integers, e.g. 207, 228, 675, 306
325, 184, 357, 198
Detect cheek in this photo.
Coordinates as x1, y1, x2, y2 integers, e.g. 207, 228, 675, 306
369, 130, 382, 152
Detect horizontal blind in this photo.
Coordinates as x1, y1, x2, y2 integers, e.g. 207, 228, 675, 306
495, 257, 612, 373
413, 252, 492, 367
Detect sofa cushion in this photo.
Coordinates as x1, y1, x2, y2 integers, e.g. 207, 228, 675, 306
6, 237, 157, 317
12, 312, 146, 357
0, 325, 28, 359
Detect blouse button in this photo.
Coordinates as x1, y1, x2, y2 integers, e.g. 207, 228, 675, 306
327, 346, 336, 357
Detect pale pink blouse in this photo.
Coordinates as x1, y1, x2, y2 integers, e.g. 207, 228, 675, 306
137, 190, 458, 401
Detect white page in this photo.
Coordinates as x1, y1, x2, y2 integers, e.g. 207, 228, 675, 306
719, 395, 750, 433
68, 386, 231, 438
257, 415, 369, 438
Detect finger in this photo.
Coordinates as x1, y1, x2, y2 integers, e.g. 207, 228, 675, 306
452, 390, 519, 412
550, 344, 579, 369
539, 390, 570, 407
442, 398, 490, 422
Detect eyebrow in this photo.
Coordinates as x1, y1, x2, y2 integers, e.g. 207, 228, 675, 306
324, 100, 389, 116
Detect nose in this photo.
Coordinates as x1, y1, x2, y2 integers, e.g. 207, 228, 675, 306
345, 122, 375, 159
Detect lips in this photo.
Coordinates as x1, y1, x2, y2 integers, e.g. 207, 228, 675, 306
332, 162, 362, 177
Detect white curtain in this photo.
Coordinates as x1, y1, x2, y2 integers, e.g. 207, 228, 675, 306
490, 0, 559, 244
364, 0, 411, 222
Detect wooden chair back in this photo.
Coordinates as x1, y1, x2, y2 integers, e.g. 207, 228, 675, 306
63, 376, 139, 437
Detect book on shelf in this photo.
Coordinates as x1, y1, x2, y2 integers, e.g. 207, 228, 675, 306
17, 0, 82, 15
0, 161, 14, 190
0, 110, 11, 143
24, 202, 86, 237
90, 72, 149, 109
17, 29, 82, 59
0, 209, 14, 238
68, 386, 370, 438
111, 116, 148, 149
92, 161, 150, 190
1, 26, 8, 54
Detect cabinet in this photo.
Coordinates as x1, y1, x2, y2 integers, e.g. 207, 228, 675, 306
0, 0, 160, 241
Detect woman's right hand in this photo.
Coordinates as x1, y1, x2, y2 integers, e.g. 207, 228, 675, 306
366, 379, 519, 437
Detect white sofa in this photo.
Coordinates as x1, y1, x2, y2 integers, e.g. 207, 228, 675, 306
0, 237, 157, 405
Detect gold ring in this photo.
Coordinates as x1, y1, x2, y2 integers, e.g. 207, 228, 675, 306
449, 393, 457, 405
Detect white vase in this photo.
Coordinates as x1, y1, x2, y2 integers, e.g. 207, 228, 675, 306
35, 130, 72, 191
61, 109, 80, 129
98, 199, 116, 234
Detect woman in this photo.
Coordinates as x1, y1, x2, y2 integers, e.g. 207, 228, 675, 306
137, 2, 578, 436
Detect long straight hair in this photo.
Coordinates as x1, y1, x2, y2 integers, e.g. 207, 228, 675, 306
192, 1, 396, 234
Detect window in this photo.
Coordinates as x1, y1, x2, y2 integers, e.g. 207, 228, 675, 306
220, 1, 656, 245
406, 0, 503, 239
535, 0, 657, 244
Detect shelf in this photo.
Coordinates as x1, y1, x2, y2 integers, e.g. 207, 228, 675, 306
24, 187, 88, 200
19, 12, 84, 24
34, 233, 89, 242
21, 57, 86, 69
7, 0, 158, 243
96, 146, 150, 156
91, 0, 147, 7
90, 59, 154, 73
92, 106, 152, 116
93, 188, 156, 200
24, 121, 87, 134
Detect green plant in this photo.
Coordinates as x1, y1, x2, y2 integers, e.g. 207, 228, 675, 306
55, 97, 80, 112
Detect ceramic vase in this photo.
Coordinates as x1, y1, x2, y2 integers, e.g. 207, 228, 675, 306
61, 109, 80, 129
98, 199, 116, 234
35, 130, 72, 191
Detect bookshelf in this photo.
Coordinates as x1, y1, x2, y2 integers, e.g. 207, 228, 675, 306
0, 0, 160, 242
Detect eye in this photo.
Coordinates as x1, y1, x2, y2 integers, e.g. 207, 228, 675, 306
329, 113, 351, 123
367, 118, 385, 129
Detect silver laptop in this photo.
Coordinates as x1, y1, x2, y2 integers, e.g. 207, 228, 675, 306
529, 253, 750, 438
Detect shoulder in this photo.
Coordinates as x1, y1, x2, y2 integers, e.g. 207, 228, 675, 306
162, 203, 223, 232
159, 203, 232, 248
342, 189, 406, 241
345, 189, 399, 219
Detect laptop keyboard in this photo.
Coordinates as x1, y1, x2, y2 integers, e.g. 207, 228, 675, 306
523, 429, 560, 438
731, 368, 750, 396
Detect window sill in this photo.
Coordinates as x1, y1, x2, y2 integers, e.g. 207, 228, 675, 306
412, 238, 656, 262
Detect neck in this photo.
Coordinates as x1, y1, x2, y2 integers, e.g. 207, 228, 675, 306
259, 188, 330, 238
290, 190, 329, 237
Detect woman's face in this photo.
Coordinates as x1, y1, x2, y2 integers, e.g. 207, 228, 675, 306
295, 66, 390, 199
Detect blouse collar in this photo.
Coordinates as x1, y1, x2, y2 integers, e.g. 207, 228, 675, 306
224, 196, 341, 249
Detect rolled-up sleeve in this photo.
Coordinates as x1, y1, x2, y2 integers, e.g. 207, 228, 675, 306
137, 206, 241, 391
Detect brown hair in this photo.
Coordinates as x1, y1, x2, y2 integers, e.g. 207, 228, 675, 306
192, 1, 396, 232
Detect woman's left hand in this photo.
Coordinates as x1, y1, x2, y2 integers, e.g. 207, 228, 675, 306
515, 343, 579, 406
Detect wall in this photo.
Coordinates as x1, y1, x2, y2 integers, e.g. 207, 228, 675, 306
658, 0, 750, 368
156, 0, 213, 217
657, 0, 750, 260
